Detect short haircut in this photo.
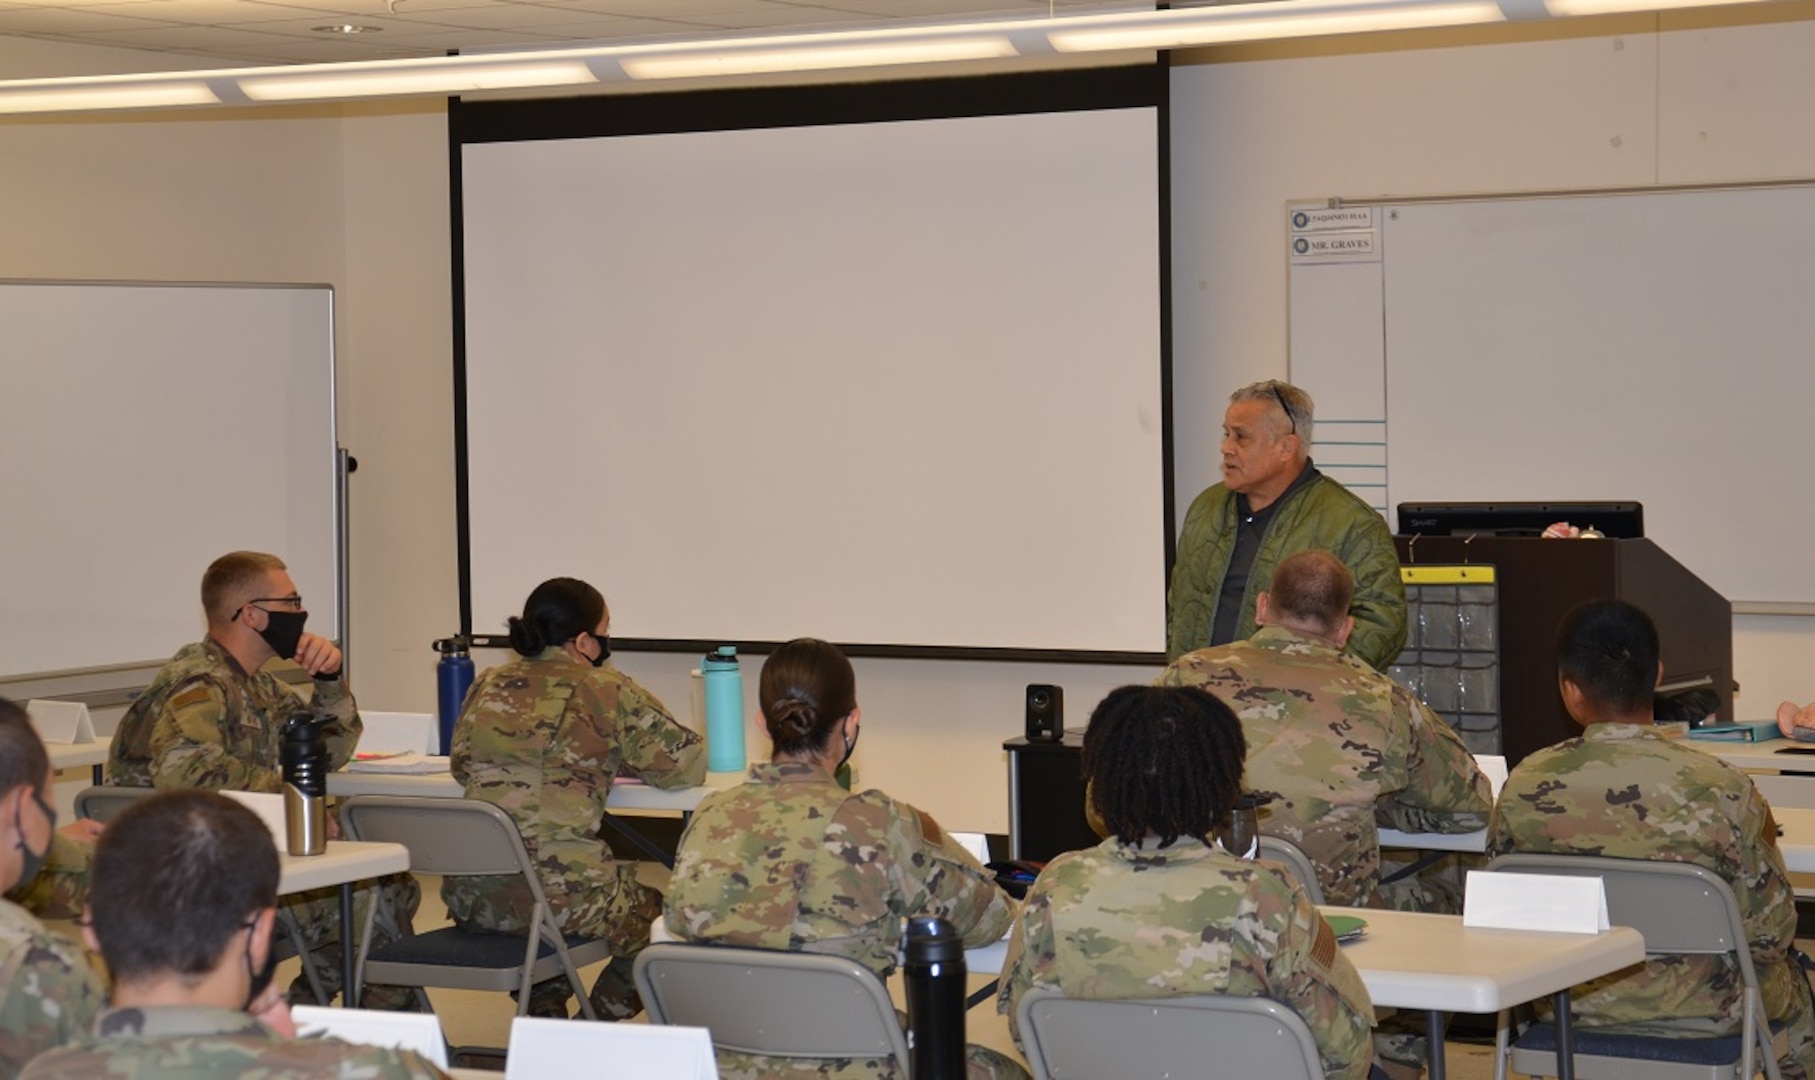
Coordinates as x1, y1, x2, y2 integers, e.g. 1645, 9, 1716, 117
88, 791, 280, 984
1230, 380, 1315, 447
1556, 599, 1660, 718
1082, 685, 1246, 848
760, 638, 857, 759
0, 698, 49, 795
1266, 550, 1355, 634
506, 577, 606, 657
201, 551, 287, 625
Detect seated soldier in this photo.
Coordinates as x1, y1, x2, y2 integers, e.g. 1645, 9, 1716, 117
1489, 599, 1815, 1079
107, 550, 415, 1006
21, 790, 447, 1080
998, 684, 1383, 1080
0, 699, 105, 1079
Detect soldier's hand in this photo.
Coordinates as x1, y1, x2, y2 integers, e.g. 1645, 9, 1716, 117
250, 990, 296, 1037
59, 819, 104, 844
294, 633, 343, 678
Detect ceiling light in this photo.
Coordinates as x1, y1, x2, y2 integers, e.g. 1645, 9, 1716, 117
0, 82, 219, 113
1048, 0, 1507, 51
621, 37, 1020, 80
239, 61, 596, 101
313, 24, 382, 35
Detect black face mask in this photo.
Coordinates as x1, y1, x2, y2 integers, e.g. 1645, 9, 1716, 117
13, 788, 55, 889
256, 609, 308, 661
586, 632, 610, 668
243, 919, 280, 1011
837, 724, 860, 770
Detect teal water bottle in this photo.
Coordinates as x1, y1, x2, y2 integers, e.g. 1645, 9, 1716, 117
702, 646, 745, 773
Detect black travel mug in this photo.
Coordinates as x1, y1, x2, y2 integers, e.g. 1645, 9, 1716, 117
904, 916, 967, 1080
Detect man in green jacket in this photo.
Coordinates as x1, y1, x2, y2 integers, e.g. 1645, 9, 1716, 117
1167, 380, 1406, 671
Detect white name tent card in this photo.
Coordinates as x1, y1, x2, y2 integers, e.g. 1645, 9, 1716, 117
1464, 870, 1610, 934
221, 790, 289, 849
505, 1017, 718, 1080
1473, 754, 1509, 801
291, 1005, 450, 1068
26, 699, 95, 744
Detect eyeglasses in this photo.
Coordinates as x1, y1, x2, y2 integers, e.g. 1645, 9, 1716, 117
1268, 382, 1297, 436
231, 595, 304, 620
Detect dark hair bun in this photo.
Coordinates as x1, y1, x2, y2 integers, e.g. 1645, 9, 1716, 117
767, 697, 818, 744
506, 615, 546, 657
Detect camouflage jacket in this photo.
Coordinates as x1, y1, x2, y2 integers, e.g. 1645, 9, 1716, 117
665, 761, 1014, 979
996, 835, 1376, 1080
1159, 627, 1492, 907
1166, 471, 1407, 670
19, 1005, 448, 1079
0, 899, 104, 1080
443, 650, 704, 922
109, 639, 360, 791
1487, 722, 1795, 1034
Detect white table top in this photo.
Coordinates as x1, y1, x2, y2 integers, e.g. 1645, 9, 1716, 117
278, 840, 410, 895
1327, 907, 1643, 1013
1773, 807, 1815, 873
964, 908, 1642, 1016
1689, 735, 1815, 774
326, 763, 742, 811
46, 741, 108, 770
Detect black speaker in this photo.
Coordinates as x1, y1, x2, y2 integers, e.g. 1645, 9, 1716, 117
1025, 684, 1063, 742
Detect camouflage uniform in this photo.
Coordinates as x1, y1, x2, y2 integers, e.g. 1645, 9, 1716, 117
107, 639, 417, 1008
1488, 722, 1815, 1079
996, 835, 1376, 1080
18, 1005, 449, 1079
666, 760, 1026, 1080
442, 649, 705, 1019
5, 834, 92, 922
1159, 626, 1492, 909
0, 899, 104, 1079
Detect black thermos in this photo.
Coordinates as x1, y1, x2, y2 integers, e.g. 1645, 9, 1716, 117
904, 916, 966, 1080
281, 711, 332, 856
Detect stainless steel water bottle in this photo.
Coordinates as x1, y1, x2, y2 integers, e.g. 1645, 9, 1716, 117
281, 712, 333, 856
904, 916, 966, 1080
701, 646, 745, 773
435, 636, 474, 755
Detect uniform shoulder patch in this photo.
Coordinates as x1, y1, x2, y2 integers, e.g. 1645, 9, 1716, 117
913, 807, 944, 846
1311, 915, 1338, 970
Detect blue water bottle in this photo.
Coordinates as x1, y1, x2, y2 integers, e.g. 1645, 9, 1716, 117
701, 646, 745, 773
435, 637, 474, 755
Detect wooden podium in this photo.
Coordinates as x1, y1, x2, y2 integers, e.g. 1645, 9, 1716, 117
1394, 536, 1731, 765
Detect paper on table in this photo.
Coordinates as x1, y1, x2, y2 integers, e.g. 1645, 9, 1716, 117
505, 1016, 718, 1080
1472, 753, 1508, 801
344, 753, 451, 775
26, 699, 95, 744
1464, 869, 1609, 934
291, 1005, 449, 1068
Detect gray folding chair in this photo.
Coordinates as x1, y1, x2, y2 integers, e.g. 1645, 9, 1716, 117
74, 784, 331, 1006
338, 795, 614, 1020
1257, 835, 1326, 904
633, 942, 909, 1074
1486, 854, 1785, 1080
1015, 986, 1325, 1080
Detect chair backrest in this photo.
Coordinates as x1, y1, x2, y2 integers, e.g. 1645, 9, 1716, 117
1484, 854, 1750, 971
1256, 835, 1325, 904
289, 1004, 450, 1068
634, 943, 909, 1067
1015, 986, 1326, 1080
338, 795, 547, 895
73, 785, 156, 823
505, 1016, 719, 1080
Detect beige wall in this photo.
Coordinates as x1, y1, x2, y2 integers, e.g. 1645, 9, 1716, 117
8, 7, 1815, 831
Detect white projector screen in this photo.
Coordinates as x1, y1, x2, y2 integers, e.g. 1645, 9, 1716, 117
457, 74, 1166, 656
0, 282, 340, 679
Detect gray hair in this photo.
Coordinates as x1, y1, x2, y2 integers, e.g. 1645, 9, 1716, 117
1230, 380, 1314, 449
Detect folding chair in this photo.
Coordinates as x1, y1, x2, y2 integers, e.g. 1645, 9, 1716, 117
1486, 854, 1786, 1080
74, 784, 331, 1006
633, 943, 909, 1074
1258, 835, 1326, 904
1015, 986, 1325, 1080
338, 795, 614, 1020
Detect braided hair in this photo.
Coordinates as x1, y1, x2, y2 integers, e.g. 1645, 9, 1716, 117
760, 638, 857, 758
1081, 685, 1246, 848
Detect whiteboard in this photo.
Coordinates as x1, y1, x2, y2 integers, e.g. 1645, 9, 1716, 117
0, 282, 341, 678
1289, 185, 1815, 607
458, 98, 1166, 656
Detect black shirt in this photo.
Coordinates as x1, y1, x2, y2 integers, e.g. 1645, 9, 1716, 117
1209, 462, 1321, 648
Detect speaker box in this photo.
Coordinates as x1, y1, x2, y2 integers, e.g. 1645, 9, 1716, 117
1025, 684, 1063, 742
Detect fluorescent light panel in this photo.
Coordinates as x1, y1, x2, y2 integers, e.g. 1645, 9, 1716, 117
621, 36, 1019, 80
239, 61, 596, 102
1049, 0, 1506, 50
0, 82, 218, 113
